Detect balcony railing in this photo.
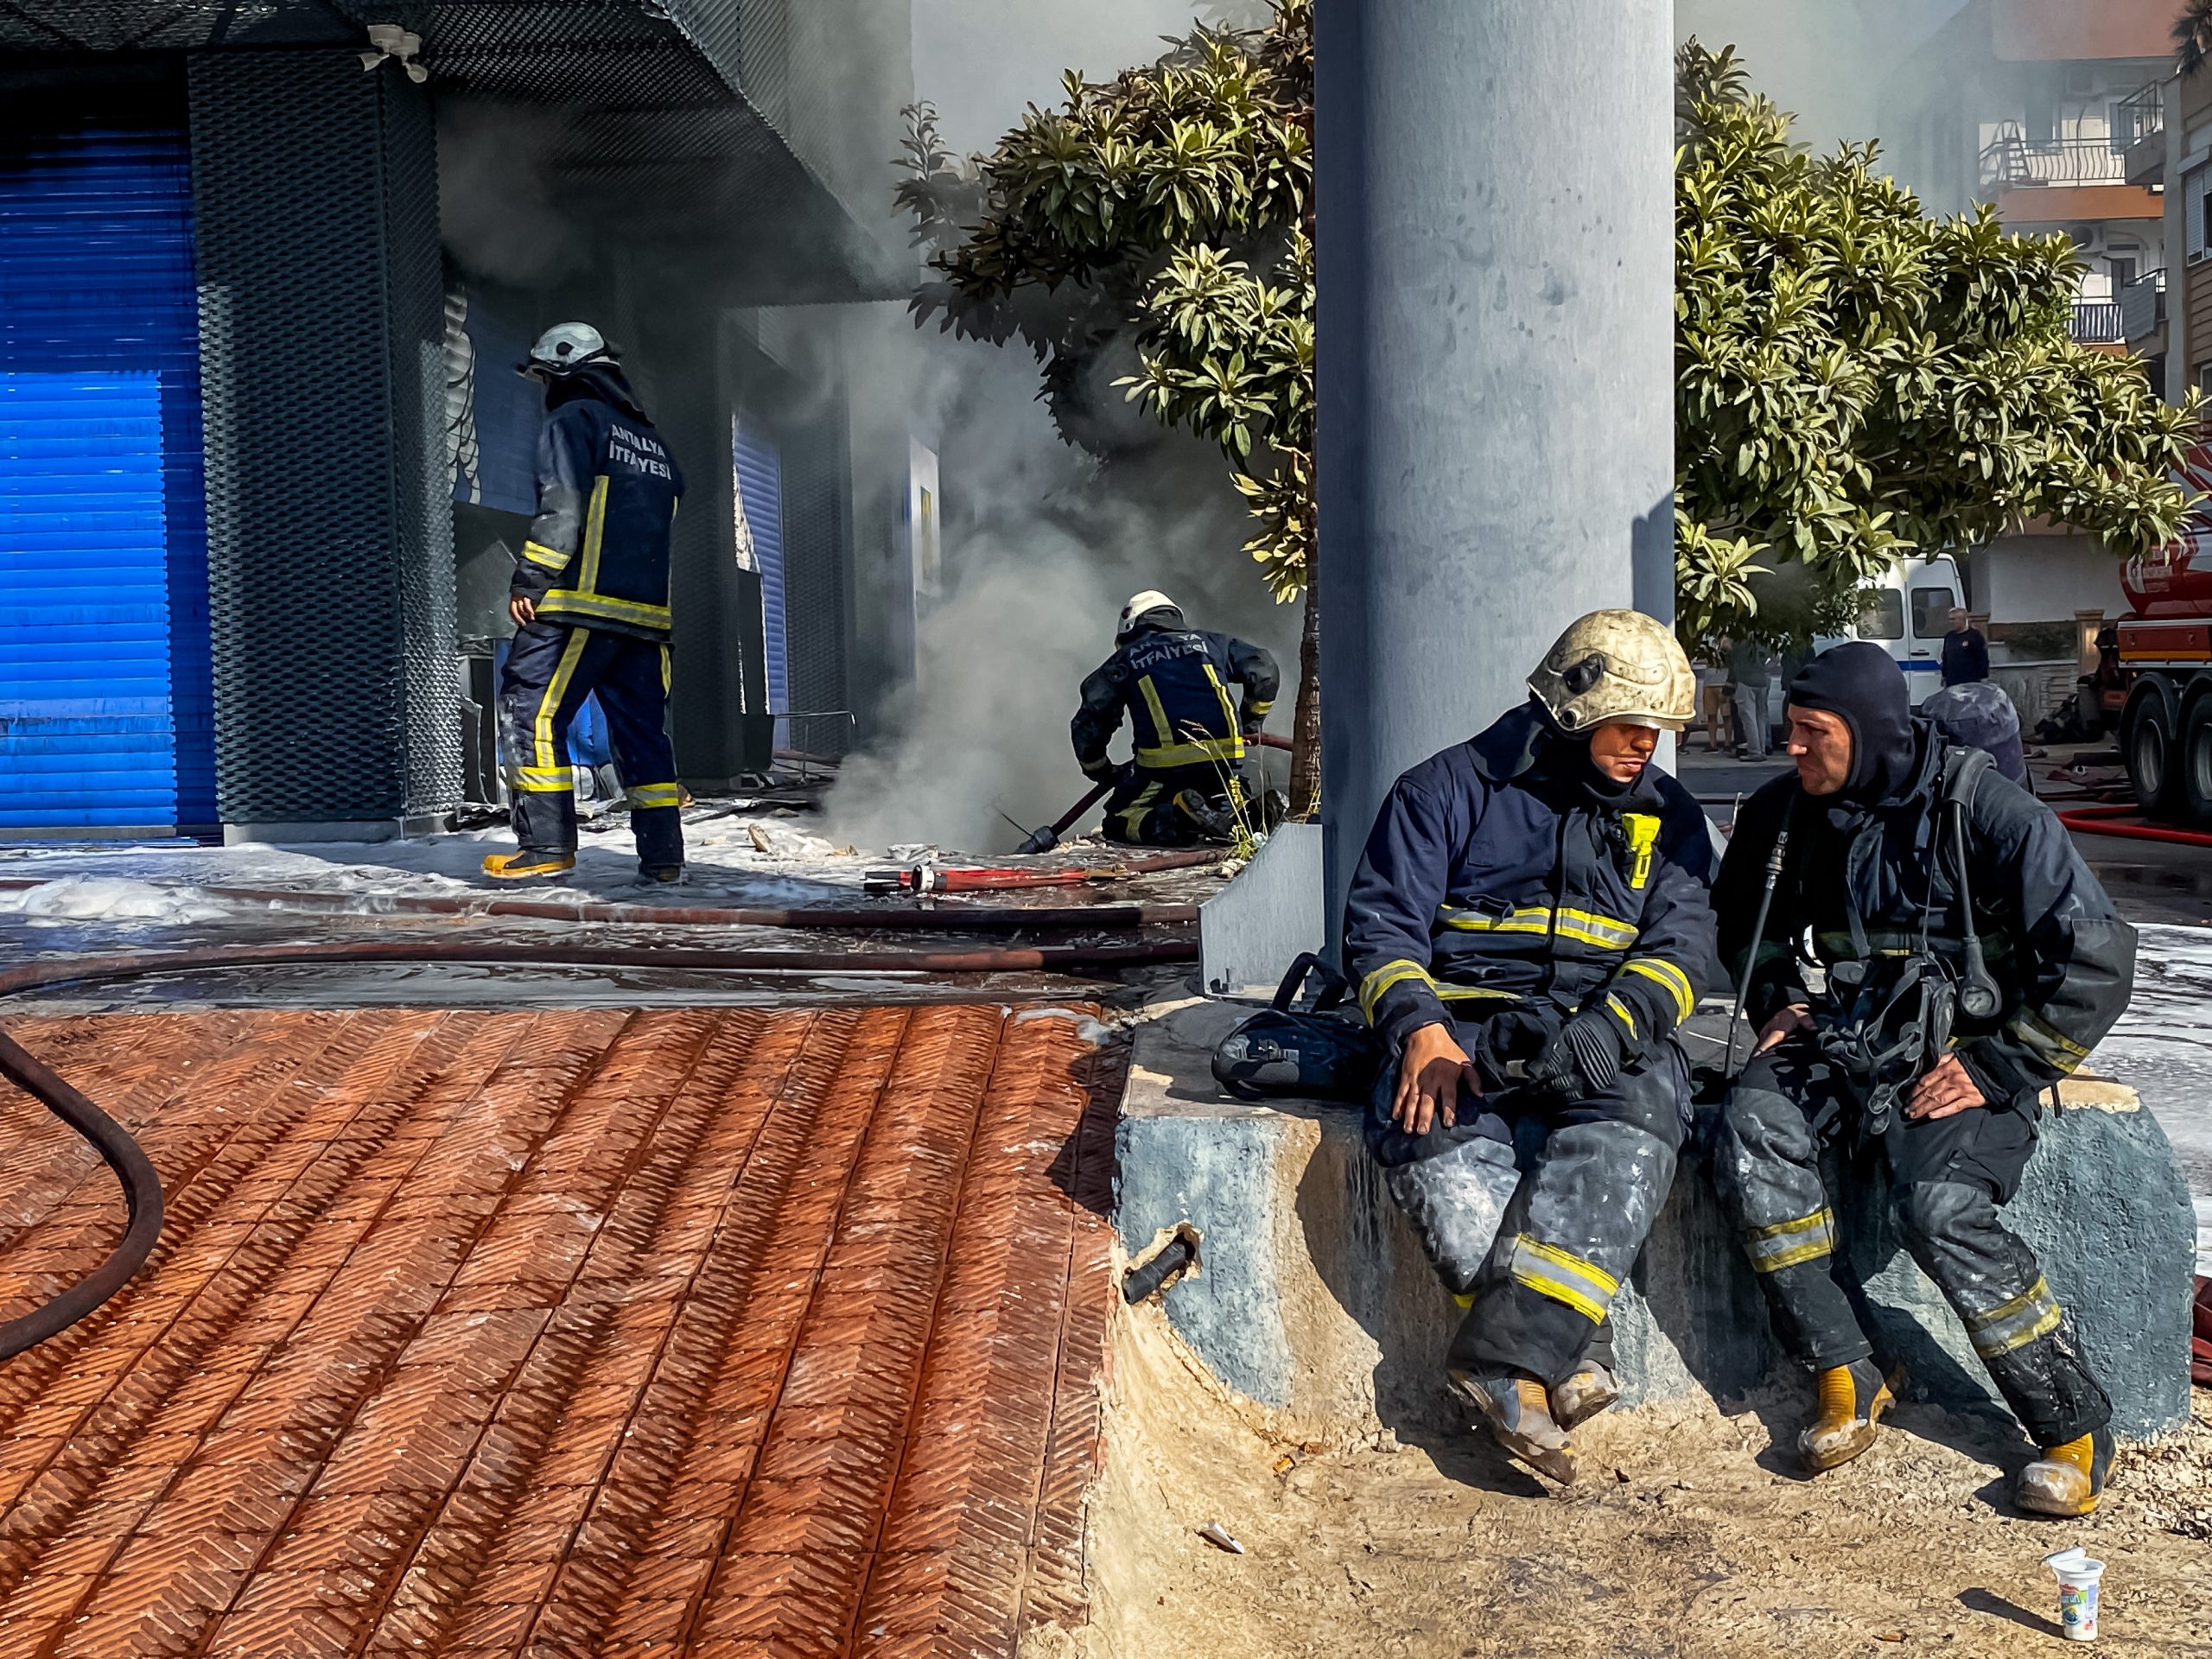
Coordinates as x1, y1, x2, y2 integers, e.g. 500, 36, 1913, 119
1980, 134, 2130, 189
2069, 299, 2126, 344
2120, 270, 2166, 342
2115, 79, 2165, 150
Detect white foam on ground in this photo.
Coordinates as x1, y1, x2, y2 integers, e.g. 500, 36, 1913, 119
0, 875, 230, 926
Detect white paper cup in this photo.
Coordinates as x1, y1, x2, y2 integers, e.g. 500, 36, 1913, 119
2043, 1548, 2104, 1643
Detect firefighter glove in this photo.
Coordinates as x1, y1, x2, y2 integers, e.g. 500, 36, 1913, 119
1527, 1008, 1630, 1100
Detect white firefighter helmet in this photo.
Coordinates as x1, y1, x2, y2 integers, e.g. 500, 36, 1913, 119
1117, 589, 1179, 640
1527, 609, 1696, 734
521, 321, 614, 378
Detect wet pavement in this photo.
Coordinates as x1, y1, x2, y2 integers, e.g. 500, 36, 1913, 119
0, 1003, 1119, 1657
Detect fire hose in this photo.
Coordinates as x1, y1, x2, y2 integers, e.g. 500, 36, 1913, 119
0, 927, 1199, 1359
0, 877, 1199, 933
2054, 804, 2212, 848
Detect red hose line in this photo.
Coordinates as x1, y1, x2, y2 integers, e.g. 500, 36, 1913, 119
0, 937, 1196, 1001
205, 883, 1197, 931
0, 877, 1198, 930
2056, 810, 2212, 847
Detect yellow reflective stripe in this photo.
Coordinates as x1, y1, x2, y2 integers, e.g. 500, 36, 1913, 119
1605, 994, 1637, 1041
521, 539, 571, 571
579, 475, 610, 593
1622, 812, 1661, 890
1505, 1234, 1620, 1324
1624, 958, 1695, 1023
659, 645, 671, 696
1133, 671, 1243, 769
1203, 663, 1240, 735
625, 782, 683, 810
1244, 698, 1274, 719
1137, 675, 1175, 750
1135, 735, 1245, 768
1358, 958, 1434, 1025
514, 766, 576, 793
2005, 1009, 2092, 1076
1963, 1276, 2064, 1358
1438, 904, 1637, 952
532, 628, 591, 772
540, 590, 673, 629
1118, 780, 1162, 837
1437, 984, 1520, 1003
1745, 1207, 1835, 1274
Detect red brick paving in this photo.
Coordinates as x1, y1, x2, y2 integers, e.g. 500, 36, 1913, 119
0, 1006, 1121, 1658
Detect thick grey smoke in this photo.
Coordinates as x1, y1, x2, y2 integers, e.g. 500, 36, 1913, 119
824, 0, 1300, 853
435, 99, 588, 288
823, 330, 1296, 854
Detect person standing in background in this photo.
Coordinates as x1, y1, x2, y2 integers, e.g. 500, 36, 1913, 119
1697, 651, 1734, 753
1941, 607, 1991, 687
1729, 636, 1772, 761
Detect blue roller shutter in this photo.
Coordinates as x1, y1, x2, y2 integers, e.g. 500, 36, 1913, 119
0, 109, 213, 833
734, 423, 787, 745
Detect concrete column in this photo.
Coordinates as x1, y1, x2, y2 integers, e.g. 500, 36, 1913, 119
1314, 2, 1677, 944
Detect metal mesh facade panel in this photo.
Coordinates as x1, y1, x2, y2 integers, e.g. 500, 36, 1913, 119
189, 51, 458, 823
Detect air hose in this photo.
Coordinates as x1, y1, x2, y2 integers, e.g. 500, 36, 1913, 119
0, 1027, 162, 1362
866, 849, 1224, 894
0, 927, 1196, 1357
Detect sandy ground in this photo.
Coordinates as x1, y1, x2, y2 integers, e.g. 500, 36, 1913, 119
1039, 1302, 2212, 1659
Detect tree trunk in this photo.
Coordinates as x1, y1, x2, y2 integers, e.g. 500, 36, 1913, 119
1289, 572, 1321, 817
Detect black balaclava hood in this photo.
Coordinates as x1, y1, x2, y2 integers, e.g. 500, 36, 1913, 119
545, 359, 649, 423
1523, 697, 1641, 802
1784, 641, 1916, 805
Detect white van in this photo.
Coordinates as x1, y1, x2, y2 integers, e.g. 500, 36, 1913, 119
1814, 553, 1965, 708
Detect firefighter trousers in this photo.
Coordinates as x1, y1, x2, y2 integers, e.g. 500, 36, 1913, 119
499, 621, 683, 870
1100, 762, 1243, 846
1713, 1039, 2112, 1447
1365, 1033, 1687, 1389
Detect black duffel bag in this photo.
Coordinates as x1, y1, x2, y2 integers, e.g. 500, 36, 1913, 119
1211, 952, 1384, 1103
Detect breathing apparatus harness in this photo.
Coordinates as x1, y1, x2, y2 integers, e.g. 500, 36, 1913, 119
1727, 747, 2000, 1134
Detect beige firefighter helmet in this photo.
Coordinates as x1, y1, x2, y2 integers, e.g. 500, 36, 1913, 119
1527, 609, 1696, 734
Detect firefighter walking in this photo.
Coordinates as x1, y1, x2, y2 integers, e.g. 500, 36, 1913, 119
486, 322, 687, 883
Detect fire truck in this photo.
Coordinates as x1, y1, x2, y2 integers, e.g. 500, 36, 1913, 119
2116, 454, 2212, 823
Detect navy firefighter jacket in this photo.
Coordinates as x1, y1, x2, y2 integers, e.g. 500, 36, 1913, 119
1071, 625, 1281, 781
511, 381, 685, 642
1344, 702, 1718, 1059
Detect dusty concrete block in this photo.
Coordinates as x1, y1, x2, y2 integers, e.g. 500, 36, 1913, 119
1116, 999, 2196, 1439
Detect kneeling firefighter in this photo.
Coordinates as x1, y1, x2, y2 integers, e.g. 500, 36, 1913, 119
486, 323, 687, 883
1345, 611, 1714, 1484
1071, 591, 1280, 845
1712, 643, 2134, 1516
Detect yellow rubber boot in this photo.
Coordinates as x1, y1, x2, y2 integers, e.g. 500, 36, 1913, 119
1797, 1358, 1894, 1473
1447, 1369, 1577, 1485
482, 849, 575, 880
2016, 1427, 2113, 1518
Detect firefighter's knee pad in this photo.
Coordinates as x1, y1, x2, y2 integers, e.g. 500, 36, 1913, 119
1381, 1132, 1522, 1297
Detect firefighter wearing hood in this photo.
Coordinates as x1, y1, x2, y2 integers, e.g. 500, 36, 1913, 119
486, 322, 688, 884
1071, 591, 1281, 845
1711, 641, 2135, 1517
1343, 609, 1715, 1486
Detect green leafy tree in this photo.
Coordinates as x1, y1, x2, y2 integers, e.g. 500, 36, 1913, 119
907, 29, 2198, 805
898, 1, 1319, 809
1675, 41, 2200, 647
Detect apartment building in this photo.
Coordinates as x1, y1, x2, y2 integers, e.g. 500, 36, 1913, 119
1881, 0, 2173, 642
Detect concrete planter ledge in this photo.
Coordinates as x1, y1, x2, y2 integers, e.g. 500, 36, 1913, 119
1115, 995, 2198, 1440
